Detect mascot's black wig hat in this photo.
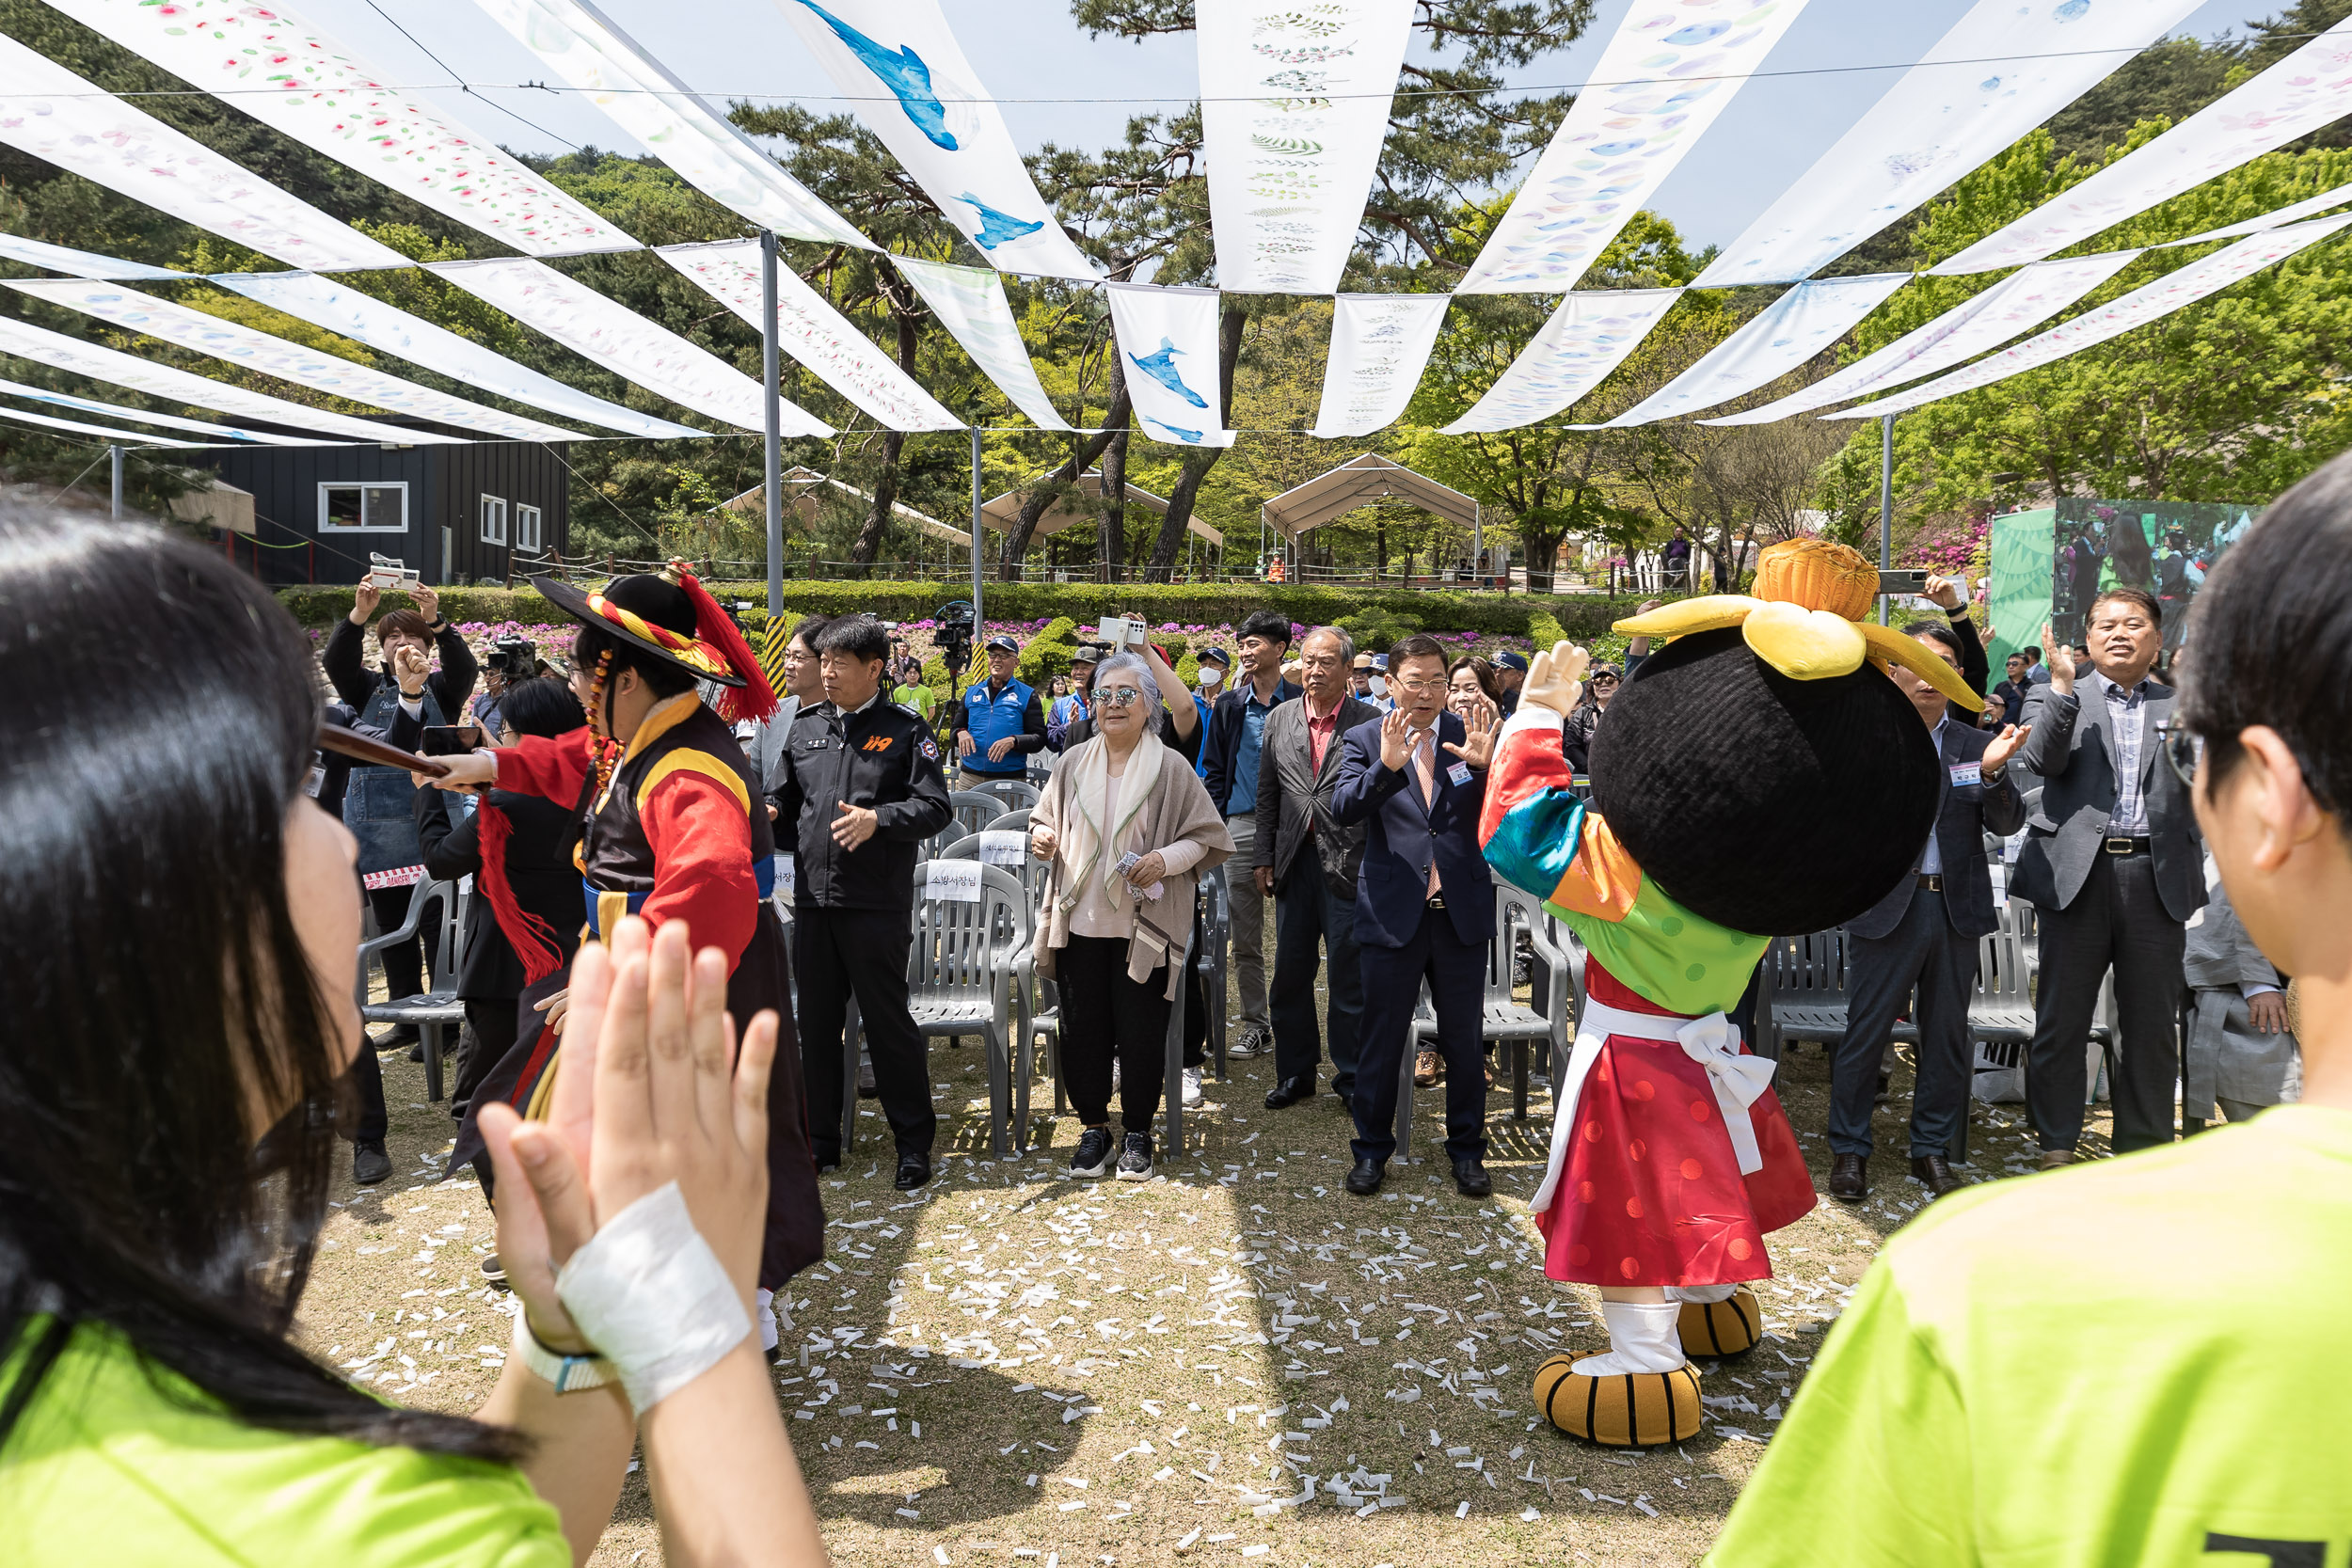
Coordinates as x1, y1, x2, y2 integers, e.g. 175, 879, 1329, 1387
1589, 540, 1984, 937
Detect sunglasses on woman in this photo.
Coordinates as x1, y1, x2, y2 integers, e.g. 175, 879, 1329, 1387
1096, 686, 1148, 707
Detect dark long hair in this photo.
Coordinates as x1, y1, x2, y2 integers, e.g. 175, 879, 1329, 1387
0, 509, 516, 1461
498, 673, 586, 739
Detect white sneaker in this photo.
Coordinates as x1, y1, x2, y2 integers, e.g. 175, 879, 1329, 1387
755, 1287, 779, 1357
1115, 1132, 1154, 1181
1183, 1067, 1203, 1106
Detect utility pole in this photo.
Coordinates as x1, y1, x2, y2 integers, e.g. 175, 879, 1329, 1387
1878, 413, 1895, 626
969, 416, 985, 630
760, 230, 783, 620
109, 444, 122, 519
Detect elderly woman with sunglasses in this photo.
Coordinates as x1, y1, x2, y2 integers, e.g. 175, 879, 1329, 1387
1562, 663, 1624, 775
1029, 653, 1232, 1181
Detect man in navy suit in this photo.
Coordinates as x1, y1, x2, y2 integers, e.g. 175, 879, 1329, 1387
1331, 634, 1499, 1197
1830, 621, 2031, 1202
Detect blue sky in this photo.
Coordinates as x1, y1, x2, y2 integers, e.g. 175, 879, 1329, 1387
307, 0, 2265, 253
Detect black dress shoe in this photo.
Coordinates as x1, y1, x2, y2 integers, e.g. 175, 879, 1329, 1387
812, 1148, 842, 1173
1828, 1152, 1867, 1202
353, 1139, 391, 1186
1453, 1158, 1492, 1198
1344, 1157, 1385, 1196
1909, 1154, 1963, 1196
1264, 1075, 1315, 1109
1330, 1076, 1355, 1101
894, 1150, 932, 1191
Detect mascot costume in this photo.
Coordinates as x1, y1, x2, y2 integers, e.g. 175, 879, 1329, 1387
1483, 540, 1981, 1447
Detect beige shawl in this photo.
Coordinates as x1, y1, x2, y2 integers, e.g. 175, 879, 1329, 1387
1034, 732, 1233, 996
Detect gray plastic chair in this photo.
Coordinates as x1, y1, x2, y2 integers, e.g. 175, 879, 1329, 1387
356, 877, 467, 1103
1400, 885, 1572, 1153
904, 861, 1033, 1156
933, 790, 1009, 857
1196, 863, 1232, 1074
966, 776, 1040, 817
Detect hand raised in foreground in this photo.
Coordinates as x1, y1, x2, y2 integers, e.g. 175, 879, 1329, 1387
1521, 641, 1590, 719
1443, 700, 1498, 770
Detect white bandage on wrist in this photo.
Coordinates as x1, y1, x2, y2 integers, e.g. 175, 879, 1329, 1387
554, 1180, 751, 1413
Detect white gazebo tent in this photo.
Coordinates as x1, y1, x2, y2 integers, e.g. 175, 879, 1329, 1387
723, 466, 970, 547
979, 468, 1225, 547
1257, 453, 1483, 577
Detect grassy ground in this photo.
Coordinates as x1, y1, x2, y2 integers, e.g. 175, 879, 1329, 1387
304, 955, 2111, 1568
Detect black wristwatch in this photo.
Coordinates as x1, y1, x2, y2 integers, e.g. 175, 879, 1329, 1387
428, 618, 449, 632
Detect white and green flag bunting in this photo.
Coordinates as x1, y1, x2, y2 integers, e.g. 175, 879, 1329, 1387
1105, 283, 1235, 448
1440, 290, 1684, 435
893, 258, 1079, 432
1311, 293, 1452, 438
1581, 273, 1909, 428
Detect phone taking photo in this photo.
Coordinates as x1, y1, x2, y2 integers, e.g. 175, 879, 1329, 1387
420, 723, 485, 756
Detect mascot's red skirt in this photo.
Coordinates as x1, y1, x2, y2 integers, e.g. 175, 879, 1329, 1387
1536, 962, 1815, 1289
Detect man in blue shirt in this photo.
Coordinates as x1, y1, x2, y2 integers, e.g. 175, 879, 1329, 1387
953, 633, 1046, 784
1046, 642, 1102, 752
1204, 610, 1299, 1057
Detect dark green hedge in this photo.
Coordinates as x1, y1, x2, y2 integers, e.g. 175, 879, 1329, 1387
277, 578, 1665, 639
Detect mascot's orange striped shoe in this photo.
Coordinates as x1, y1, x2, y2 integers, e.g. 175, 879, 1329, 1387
1532, 1355, 1704, 1448
1677, 1286, 1763, 1358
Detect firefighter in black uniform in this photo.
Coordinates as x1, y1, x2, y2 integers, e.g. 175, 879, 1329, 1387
770, 612, 955, 1189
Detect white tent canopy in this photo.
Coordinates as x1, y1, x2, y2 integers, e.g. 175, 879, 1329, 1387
980, 469, 1224, 547
1259, 453, 1478, 541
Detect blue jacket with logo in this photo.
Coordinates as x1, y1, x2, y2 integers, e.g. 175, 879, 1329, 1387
955, 676, 1045, 775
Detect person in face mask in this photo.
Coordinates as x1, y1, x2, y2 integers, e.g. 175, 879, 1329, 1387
1193, 647, 1232, 780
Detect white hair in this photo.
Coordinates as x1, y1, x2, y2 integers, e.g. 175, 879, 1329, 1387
1093, 651, 1164, 734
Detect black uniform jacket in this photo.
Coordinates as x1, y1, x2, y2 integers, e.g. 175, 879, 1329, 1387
769, 691, 954, 911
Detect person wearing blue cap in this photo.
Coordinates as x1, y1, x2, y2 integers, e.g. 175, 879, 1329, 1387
1493, 650, 1527, 717
954, 633, 1046, 785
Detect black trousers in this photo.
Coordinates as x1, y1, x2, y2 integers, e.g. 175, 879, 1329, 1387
454, 997, 519, 1119
2025, 849, 2187, 1154
1270, 868, 1362, 1089
367, 884, 444, 1011
1833, 889, 1976, 1162
1351, 901, 1486, 1166
348, 1037, 388, 1145
797, 907, 933, 1160
1057, 933, 1172, 1134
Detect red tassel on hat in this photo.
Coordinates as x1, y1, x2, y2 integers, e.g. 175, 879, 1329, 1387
670, 560, 779, 725
474, 801, 564, 985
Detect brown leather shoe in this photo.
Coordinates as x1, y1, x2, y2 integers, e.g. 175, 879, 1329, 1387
1827, 1152, 1867, 1202
1413, 1050, 1441, 1087
1908, 1154, 1963, 1196
2039, 1148, 2075, 1171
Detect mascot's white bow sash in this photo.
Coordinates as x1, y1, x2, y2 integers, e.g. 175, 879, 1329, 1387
1530, 998, 1778, 1219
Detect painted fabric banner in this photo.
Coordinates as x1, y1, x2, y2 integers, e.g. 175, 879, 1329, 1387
2166, 179, 2352, 245
215, 271, 706, 440
893, 257, 1073, 431
430, 258, 832, 436
1456, 0, 1810, 293
1831, 214, 2352, 418
1583, 272, 1907, 428
1196, 0, 1416, 293
1439, 289, 1683, 434
0, 374, 342, 445
775, 0, 1097, 280
1311, 293, 1451, 437
0, 230, 187, 282
473, 0, 873, 251
1104, 284, 1235, 448
659, 241, 962, 432
0, 315, 465, 443
43, 0, 635, 259
0, 35, 407, 274
1696, 0, 2202, 287
1701, 252, 2139, 426
1933, 17, 2352, 275
6, 279, 586, 444
0, 403, 211, 448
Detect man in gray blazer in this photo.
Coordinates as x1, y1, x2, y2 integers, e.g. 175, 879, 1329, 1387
1830, 621, 2028, 1202
1255, 626, 1382, 1110
2182, 852, 2296, 1132
2013, 589, 2204, 1163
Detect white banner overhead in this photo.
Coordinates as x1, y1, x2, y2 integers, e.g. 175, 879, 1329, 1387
658, 241, 962, 432
0, 373, 346, 446
1830, 214, 2352, 419
775, 0, 1098, 281
0, 35, 408, 275
1457, 0, 1811, 294
1311, 293, 1451, 438
0, 402, 213, 449
212, 272, 706, 440
1104, 284, 1234, 448
0, 231, 187, 282
0, 314, 465, 443
1704, 251, 2140, 426
42, 0, 636, 260
429, 258, 833, 436
1582, 272, 1907, 427
892, 257, 1074, 432
1695, 0, 2203, 287
1933, 16, 2352, 276
1197, 0, 1417, 294
6, 279, 587, 444
1439, 289, 1683, 435
472, 0, 875, 252
2165, 179, 2352, 246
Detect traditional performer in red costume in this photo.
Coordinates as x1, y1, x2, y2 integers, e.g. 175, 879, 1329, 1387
1482, 540, 1982, 1446
431, 562, 822, 1339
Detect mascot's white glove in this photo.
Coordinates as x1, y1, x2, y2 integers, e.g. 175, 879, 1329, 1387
1523, 641, 1591, 719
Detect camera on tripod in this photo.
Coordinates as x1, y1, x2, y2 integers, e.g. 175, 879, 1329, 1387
485, 637, 540, 682
933, 600, 977, 682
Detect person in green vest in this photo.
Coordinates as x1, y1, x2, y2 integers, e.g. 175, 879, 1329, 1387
1712, 455, 2352, 1565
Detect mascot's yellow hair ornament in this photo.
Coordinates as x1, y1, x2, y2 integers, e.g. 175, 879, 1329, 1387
1612, 539, 1984, 712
